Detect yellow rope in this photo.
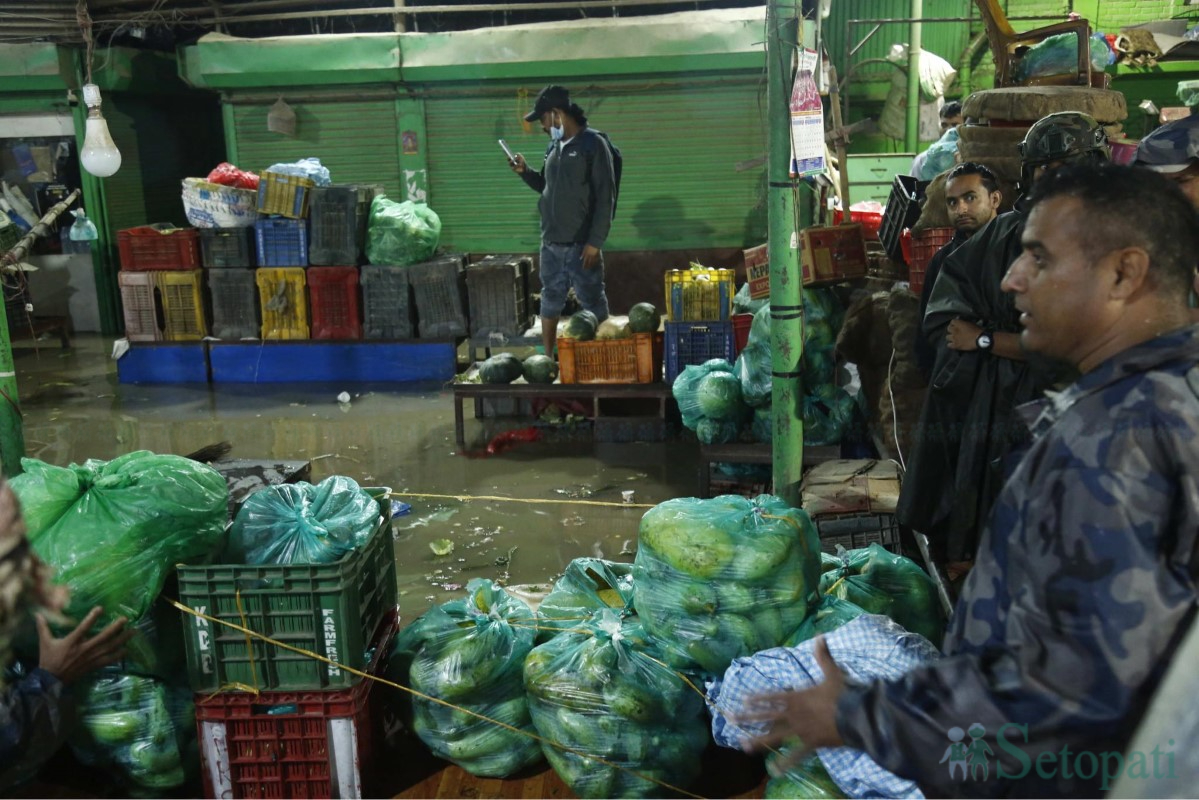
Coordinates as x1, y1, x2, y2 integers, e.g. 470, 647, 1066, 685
390, 491, 656, 509
169, 599, 705, 800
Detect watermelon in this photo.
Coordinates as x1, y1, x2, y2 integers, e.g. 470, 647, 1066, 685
560, 311, 598, 341
479, 353, 523, 384
522, 355, 559, 384
628, 303, 660, 334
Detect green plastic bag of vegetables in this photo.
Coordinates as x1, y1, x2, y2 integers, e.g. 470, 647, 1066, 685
632, 494, 822, 674
12, 452, 228, 630
524, 610, 710, 798
765, 755, 845, 799
734, 304, 773, 408
224, 475, 381, 565
366, 195, 441, 266
802, 384, 861, 446
70, 673, 197, 795
536, 558, 634, 642
384, 579, 542, 778
819, 544, 946, 646
783, 595, 866, 647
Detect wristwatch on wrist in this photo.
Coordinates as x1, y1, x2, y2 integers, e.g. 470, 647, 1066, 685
976, 330, 994, 351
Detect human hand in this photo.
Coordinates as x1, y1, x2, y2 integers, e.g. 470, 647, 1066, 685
946, 318, 982, 351
37, 606, 136, 685
735, 638, 847, 774
582, 245, 601, 270
510, 154, 527, 174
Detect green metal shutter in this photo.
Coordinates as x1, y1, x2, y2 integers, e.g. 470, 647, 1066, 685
229, 97, 403, 196
424, 75, 768, 253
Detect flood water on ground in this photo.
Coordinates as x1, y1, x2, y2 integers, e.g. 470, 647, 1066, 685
14, 335, 698, 617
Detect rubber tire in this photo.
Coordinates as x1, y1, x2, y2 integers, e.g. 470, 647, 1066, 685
963, 87, 1128, 124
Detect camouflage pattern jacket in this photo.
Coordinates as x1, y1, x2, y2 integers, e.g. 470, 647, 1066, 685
839, 324, 1199, 797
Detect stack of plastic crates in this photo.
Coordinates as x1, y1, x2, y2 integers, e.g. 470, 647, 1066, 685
308, 185, 381, 266
663, 267, 736, 384
307, 266, 361, 340
464, 255, 532, 338
256, 268, 309, 339
182, 489, 398, 799
360, 265, 414, 339
408, 254, 468, 338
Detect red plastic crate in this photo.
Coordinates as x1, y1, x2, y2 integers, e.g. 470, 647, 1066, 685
833, 208, 883, 240
906, 227, 955, 295
196, 612, 396, 800
117, 225, 201, 271
732, 313, 753, 355
307, 266, 361, 340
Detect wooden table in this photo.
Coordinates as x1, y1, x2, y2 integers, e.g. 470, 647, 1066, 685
452, 381, 674, 448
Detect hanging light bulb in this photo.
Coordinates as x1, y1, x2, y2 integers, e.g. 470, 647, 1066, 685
79, 84, 121, 178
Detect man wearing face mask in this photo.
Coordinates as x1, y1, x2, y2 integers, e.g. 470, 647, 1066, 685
510, 85, 616, 357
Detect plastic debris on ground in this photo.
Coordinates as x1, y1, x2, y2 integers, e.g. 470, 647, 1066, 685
223, 475, 381, 565
708, 614, 939, 799
632, 494, 822, 674
383, 579, 543, 778
524, 609, 710, 798
819, 543, 946, 647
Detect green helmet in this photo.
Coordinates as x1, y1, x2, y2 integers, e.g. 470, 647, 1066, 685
1018, 112, 1110, 188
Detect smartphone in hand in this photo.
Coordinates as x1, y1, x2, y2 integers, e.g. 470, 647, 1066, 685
498, 139, 517, 164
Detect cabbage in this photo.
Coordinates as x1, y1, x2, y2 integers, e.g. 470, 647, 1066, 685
366, 195, 441, 266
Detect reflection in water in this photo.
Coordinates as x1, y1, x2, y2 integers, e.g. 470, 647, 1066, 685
16, 336, 697, 616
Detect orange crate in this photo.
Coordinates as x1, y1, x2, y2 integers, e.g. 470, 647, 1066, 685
117, 225, 200, 271
557, 332, 663, 384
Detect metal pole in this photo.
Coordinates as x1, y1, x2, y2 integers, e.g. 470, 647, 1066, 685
767, 0, 804, 507
905, 0, 924, 152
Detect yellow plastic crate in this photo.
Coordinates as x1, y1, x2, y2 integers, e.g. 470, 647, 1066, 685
257, 171, 314, 219
256, 267, 309, 339
156, 271, 208, 341
663, 267, 734, 322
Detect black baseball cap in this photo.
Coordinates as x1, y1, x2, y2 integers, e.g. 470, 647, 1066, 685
524, 85, 570, 122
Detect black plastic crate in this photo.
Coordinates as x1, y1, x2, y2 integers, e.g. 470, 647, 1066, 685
199, 227, 255, 268
360, 264, 414, 339
465, 254, 532, 338
815, 512, 901, 555
665, 320, 736, 383
409, 254, 468, 338
255, 218, 308, 267
308, 184, 382, 266
878, 175, 927, 263
207, 267, 260, 340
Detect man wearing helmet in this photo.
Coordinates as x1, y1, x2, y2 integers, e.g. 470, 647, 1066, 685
898, 112, 1109, 582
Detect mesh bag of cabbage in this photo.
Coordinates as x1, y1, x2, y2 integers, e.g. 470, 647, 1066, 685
632, 494, 822, 674
524, 610, 710, 798
383, 579, 544, 778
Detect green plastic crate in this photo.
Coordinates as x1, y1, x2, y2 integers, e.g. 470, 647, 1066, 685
178, 488, 397, 692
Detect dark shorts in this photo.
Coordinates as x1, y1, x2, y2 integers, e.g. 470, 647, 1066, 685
539, 241, 609, 321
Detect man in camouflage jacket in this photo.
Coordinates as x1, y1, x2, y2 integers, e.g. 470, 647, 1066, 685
742, 163, 1199, 797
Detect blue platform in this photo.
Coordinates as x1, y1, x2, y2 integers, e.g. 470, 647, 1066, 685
117, 344, 210, 384
208, 341, 457, 384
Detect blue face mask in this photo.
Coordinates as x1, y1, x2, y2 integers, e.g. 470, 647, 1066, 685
550, 122, 564, 142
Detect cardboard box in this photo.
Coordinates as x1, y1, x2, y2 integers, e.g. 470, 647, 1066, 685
799, 223, 868, 286
800, 458, 900, 516
743, 243, 770, 300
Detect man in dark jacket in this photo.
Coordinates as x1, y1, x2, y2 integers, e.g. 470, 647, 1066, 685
897, 112, 1109, 580
741, 163, 1199, 798
510, 85, 617, 356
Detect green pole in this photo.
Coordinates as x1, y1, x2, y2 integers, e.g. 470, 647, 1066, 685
905, 0, 924, 152
0, 289, 22, 477
767, 0, 805, 507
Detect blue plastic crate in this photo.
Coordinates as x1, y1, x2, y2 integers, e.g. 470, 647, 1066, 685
665, 321, 736, 384
255, 218, 308, 267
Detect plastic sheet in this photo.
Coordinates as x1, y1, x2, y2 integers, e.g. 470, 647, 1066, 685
1014, 32, 1113, 82
820, 544, 946, 647
735, 305, 773, 408
632, 495, 822, 674
205, 162, 259, 190
385, 579, 542, 778
733, 283, 769, 316
70, 673, 197, 794
524, 610, 710, 798
536, 558, 634, 641
917, 127, 960, 181
265, 157, 331, 186
366, 195, 442, 266
12, 452, 228, 630
672, 359, 750, 443
224, 475, 380, 566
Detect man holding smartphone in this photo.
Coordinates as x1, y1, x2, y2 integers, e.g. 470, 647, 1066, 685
508, 85, 616, 357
